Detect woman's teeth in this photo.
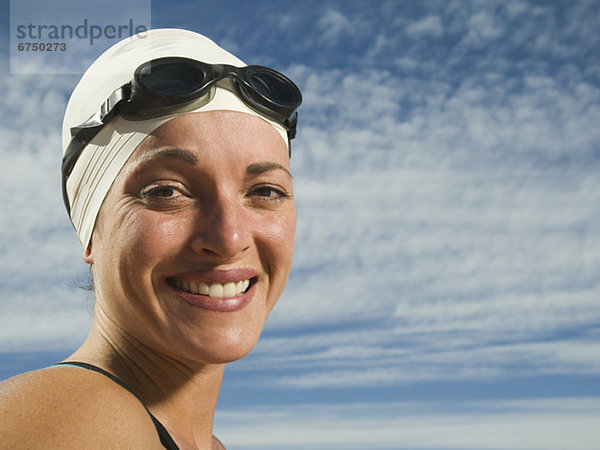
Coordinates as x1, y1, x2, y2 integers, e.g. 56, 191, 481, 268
171, 279, 251, 298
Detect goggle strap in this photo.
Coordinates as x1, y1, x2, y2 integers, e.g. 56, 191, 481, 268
100, 84, 131, 123
69, 85, 131, 138
285, 112, 298, 140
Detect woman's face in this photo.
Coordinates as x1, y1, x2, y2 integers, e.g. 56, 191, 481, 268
86, 111, 296, 365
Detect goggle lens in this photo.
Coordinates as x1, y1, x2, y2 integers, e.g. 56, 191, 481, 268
247, 70, 300, 107
136, 60, 208, 100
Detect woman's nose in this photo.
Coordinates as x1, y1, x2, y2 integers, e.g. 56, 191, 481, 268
190, 195, 252, 259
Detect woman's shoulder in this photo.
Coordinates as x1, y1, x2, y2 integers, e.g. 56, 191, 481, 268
0, 365, 163, 449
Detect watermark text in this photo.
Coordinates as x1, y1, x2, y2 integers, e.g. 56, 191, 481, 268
15, 19, 147, 46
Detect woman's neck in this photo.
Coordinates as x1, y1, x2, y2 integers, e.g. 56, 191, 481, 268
69, 320, 226, 449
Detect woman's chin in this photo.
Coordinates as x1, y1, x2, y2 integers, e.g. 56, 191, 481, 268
188, 342, 258, 366
166, 324, 264, 366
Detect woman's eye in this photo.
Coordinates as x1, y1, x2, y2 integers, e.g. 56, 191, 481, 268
137, 182, 193, 210
141, 185, 179, 199
250, 186, 292, 201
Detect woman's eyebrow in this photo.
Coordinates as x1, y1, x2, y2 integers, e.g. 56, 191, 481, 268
136, 151, 290, 177
246, 161, 292, 178
138, 148, 198, 165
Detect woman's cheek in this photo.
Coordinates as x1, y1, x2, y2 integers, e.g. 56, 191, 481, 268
123, 210, 191, 259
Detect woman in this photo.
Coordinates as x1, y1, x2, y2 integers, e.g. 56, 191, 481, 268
0, 29, 301, 449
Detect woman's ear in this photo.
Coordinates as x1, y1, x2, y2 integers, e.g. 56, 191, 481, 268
83, 242, 93, 265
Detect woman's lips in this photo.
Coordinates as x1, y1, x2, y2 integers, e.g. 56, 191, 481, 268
170, 278, 251, 298
166, 269, 258, 312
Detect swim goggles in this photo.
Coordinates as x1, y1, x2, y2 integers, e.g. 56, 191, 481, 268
62, 56, 302, 212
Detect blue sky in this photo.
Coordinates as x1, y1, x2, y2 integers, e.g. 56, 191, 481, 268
1, 0, 600, 448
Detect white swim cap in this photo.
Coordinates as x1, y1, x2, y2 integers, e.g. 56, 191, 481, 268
62, 28, 290, 248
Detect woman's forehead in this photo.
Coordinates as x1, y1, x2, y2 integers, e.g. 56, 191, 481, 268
126, 111, 291, 176
137, 110, 288, 157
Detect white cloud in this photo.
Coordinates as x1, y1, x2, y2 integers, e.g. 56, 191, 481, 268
316, 9, 353, 43
406, 15, 444, 38
1, 308, 92, 352
229, 322, 600, 389
214, 397, 600, 449
0, 64, 90, 353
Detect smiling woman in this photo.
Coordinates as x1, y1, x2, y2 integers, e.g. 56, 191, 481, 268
0, 29, 301, 449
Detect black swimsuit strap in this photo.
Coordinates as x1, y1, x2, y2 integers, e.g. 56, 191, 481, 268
55, 361, 179, 450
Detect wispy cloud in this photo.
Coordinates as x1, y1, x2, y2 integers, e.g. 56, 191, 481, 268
406, 15, 444, 38
214, 397, 600, 450
0, 65, 89, 353
316, 9, 354, 43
